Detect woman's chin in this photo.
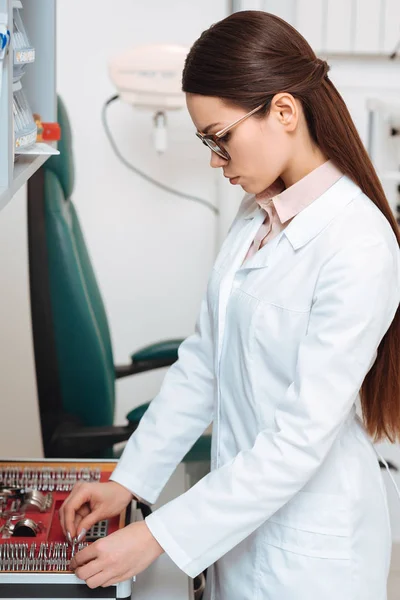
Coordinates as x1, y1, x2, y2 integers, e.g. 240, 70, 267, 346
240, 182, 257, 194
239, 181, 251, 192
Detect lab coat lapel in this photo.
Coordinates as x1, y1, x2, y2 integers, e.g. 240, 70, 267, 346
238, 228, 286, 271
215, 208, 266, 365
215, 205, 263, 274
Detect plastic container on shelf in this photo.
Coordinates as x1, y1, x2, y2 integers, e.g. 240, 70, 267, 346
33, 113, 61, 142
13, 81, 37, 150
12, 0, 35, 83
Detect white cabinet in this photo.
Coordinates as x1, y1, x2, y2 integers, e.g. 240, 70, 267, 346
353, 0, 382, 53
234, 0, 400, 55
0, 0, 56, 213
296, 0, 324, 52
324, 0, 353, 54
233, 0, 263, 10
263, 0, 296, 26
383, 0, 400, 53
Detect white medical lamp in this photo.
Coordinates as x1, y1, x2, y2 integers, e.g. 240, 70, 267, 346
108, 43, 188, 153
104, 43, 217, 215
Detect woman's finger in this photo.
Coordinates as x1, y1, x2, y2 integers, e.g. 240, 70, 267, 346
75, 559, 103, 582
59, 482, 84, 535
101, 575, 130, 588
86, 570, 114, 590
74, 513, 83, 533
62, 484, 93, 539
73, 504, 90, 532
76, 504, 90, 518
70, 542, 98, 570
73, 508, 104, 539
60, 499, 89, 538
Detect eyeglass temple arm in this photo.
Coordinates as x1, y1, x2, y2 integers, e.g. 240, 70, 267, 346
215, 103, 265, 138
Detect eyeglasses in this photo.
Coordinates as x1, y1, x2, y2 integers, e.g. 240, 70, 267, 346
195, 102, 266, 161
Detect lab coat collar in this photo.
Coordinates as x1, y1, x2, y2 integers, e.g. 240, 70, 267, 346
242, 175, 362, 251
253, 160, 343, 224
283, 175, 361, 250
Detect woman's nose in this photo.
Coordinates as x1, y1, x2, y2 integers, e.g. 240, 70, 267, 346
210, 151, 228, 169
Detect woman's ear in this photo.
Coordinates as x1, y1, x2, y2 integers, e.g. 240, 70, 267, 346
270, 93, 298, 132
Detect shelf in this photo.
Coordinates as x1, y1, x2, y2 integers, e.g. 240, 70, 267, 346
0, 0, 56, 213
0, 153, 50, 211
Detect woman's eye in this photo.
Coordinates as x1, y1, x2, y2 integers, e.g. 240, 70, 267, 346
219, 132, 231, 143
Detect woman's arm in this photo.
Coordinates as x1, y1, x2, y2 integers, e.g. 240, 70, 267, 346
110, 291, 215, 504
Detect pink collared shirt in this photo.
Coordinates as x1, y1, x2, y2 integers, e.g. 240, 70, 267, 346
243, 160, 344, 264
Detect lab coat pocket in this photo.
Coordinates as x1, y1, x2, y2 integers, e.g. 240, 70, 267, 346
264, 490, 351, 559
258, 492, 352, 600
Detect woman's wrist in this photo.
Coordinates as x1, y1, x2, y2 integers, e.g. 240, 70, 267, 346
143, 521, 165, 556
109, 480, 135, 503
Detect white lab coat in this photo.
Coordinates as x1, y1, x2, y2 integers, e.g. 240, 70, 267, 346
111, 175, 400, 600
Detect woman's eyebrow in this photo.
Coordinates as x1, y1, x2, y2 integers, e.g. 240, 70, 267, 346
202, 122, 222, 134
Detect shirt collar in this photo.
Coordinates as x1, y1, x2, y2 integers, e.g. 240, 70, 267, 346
254, 160, 344, 224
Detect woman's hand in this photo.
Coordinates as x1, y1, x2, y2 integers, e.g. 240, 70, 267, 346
59, 481, 134, 540
70, 521, 164, 588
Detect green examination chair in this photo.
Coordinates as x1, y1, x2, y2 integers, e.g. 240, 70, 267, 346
27, 96, 211, 466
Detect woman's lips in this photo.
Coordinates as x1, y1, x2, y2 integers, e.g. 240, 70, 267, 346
229, 176, 240, 185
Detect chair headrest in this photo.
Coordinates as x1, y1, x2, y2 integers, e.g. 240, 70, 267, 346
44, 96, 75, 200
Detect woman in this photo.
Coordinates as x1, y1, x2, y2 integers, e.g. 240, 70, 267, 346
60, 11, 400, 600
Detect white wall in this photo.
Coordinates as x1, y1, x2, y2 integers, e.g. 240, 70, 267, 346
0, 184, 43, 457
56, 0, 229, 425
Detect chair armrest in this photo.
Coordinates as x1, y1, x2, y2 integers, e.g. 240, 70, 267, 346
126, 403, 150, 424
115, 339, 183, 379
126, 403, 212, 463
131, 339, 183, 362
48, 422, 137, 458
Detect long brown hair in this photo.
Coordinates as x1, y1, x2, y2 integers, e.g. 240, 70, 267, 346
182, 10, 400, 442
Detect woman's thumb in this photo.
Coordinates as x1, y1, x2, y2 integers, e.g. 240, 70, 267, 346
74, 509, 103, 540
